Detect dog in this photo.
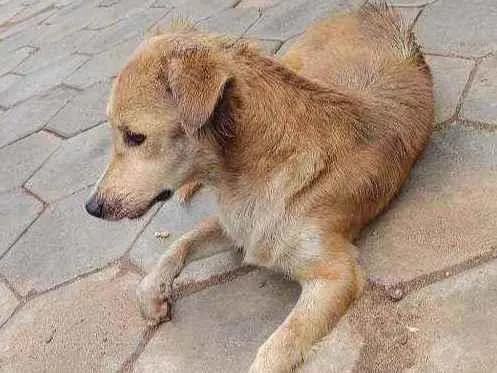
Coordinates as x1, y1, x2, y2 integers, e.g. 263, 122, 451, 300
85, 3, 434, 372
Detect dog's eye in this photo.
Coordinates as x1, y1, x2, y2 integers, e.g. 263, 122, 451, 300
124, 131, 146, 146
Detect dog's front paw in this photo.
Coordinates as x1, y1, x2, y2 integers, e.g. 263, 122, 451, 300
176, 181, 202, 205
136, 274, 172, 324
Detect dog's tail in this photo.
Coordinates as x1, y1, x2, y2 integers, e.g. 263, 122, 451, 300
359, 1, 427, 70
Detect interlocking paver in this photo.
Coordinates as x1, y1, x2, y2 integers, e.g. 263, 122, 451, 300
0, 283, 18, 327
130, 188, 218, 271
154, 0, 238, 23
360, 125, 497, 285
0, 46, 35, 76
46, 81, 110, 137
461, 55, 497, 126
0, 74, 23, 98
133, 270, 300, 373
0, 53, 88, 108
246, 0, 352, 41
197, 7, 261, 38
0, 131, 61, 193
0, 86, 76, 148
25, 124, 111, 203
0, 188, 157, 296
416, 0, 497, 56
0, 190, 43, 258
252, 39, 282, 54
426, 55, 474, 123
398, 259, 497, 372
0, 267, 147, 373
64, 36, 141, 89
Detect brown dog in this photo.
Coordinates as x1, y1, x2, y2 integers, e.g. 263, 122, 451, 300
85, 3, 433, 372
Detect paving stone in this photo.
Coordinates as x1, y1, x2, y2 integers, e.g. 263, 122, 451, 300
0, 46, 35, 76
0, 74, 23, 97
0, 188, 157, 296
246, 0, 352, 41
389, 0, 437, 5
78, 8, 167, 54
130, 188, 218, 271
0, 131, 61, 193
86, 0, 158, 30
0, 267, 147, 372
252, 38, 283, 54
415, 0, 497, 56
133, 270, 300, 373
237, 0, 284, 8
276, 34, 299, 56
360, 125, 497, 286
0, 190, 43, 258
296, 317, 363, 373
197, 7, 261, 38
426, 55, 474, 123
0, 283, 18, 327
13, 30, 97, 75
0, 86, 76, 148
399, 259, 497, 373
0, 1, 25, 25
461, 55, 497, 126
25, 124, 111, 203
46, 80, 110, 137
7, 0, 57, 25
64, 36, 141, 89
0, 53, 88, 107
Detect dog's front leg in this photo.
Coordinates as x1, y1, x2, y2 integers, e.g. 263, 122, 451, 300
249, 238, 364, 373
137, 216, 231, 323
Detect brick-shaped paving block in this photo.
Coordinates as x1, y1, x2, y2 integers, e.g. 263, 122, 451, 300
416, 0, 497, 57
0, 267, 147, 372
153, 0, 237, 26
130, 188, 218, 271
253, 39, 283, 54
46, 81, 110, 137
64, 36, 141, 89
398, 259, 497, 372
197, 7, 261, 38
133, 270, 300, 373
0, 190, 43, 258
0, 188, 157, 296
0, 131, 61, 193
0, 46, 35, 76
0, 86, 75, 148
461, 55, 497, 127
0, 74, 22, 97
246, 0, 352, 41
26, 124, 111, 203
237, 0, 283, 8
0, 53, 88, 108
426, 55, 474, 123
360, 125, 497, 285
0, 283, 18, 327
86, 0, 158, 30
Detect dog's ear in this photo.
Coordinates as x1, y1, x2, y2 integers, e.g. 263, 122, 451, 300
167, 49, 230, 136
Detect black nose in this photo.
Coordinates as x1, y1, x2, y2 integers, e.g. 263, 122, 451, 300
154, 189, 173, 202
85, 194, 104, 218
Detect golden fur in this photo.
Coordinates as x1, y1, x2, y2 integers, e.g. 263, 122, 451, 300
86, 3, 434, 372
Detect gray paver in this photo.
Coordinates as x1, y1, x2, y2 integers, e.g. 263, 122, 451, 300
461, 55, 497, 126
252, 39, 283, 54
25, 124, 112, 203
276, 34, 299, 57
130, 188, 218, 271
399, 259, 497, 373
0, 53, 88, 108
0, 190, 43, 258
426, 55, 474, 123
197, 7, 261, 38
0, 131, 61, 194
416, 0, 497, 56
0, 46, 35, 76
0, 188, 157, 296
0, 267, 147, 372
246, 0, 352, 41
0, 86, 76, 148
46, 80, 110, 137
86, 0, 158, 30
0, 74, 23, 97
133, 270, 300, 373
0, 283, 18, 327
64, 37, 141, 89
360, 125, 497, 286
237, 0, 284, 8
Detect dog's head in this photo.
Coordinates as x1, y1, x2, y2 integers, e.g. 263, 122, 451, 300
85, 26, 233, 220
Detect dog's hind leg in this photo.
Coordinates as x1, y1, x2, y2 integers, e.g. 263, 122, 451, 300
249, 237, 364, 373
137, 216, 232, 323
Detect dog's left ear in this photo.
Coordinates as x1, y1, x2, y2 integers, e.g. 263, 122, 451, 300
167, 49, 230, 136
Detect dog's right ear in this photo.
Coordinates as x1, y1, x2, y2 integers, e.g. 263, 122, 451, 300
166, 48, 231, 137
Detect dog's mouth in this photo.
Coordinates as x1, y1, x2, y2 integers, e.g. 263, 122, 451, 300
86, 189, 173, 221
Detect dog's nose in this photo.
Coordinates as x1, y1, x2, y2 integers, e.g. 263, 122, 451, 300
85, 194, 104, 218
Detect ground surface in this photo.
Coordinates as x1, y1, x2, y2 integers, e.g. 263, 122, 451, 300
0, 0, 496, 372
